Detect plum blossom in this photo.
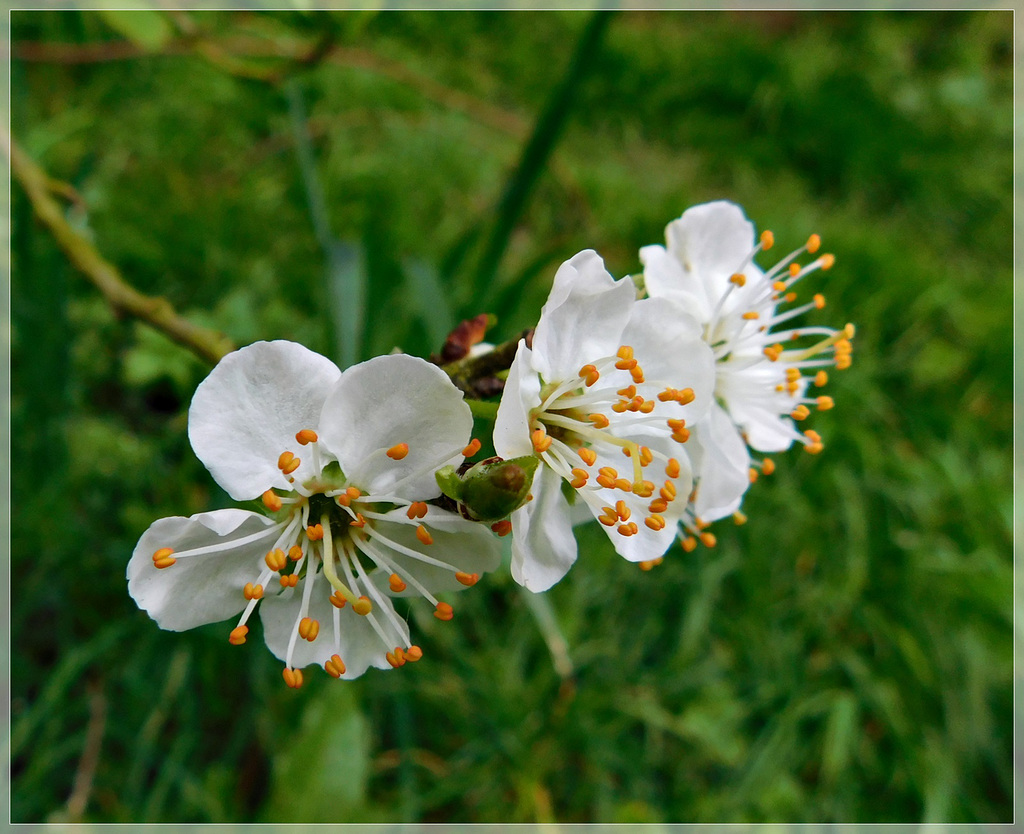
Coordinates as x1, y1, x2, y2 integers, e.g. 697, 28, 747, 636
493, 250, 715, 592
128, 341, 500, 685
641, 200, 854, 539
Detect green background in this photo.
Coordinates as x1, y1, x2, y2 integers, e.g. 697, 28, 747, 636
11, 8, 1013, 824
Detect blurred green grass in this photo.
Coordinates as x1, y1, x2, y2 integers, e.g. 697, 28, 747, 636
10, 8, 1012, 823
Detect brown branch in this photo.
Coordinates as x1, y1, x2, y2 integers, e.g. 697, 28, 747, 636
64, 678, 107, 823
6, 132, 235, 366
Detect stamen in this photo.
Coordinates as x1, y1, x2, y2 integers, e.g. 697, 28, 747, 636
415, 525, 434, 545
639, 557, 664, 571
280, 574, 299, 587
814, 293, 826, 309
262, 490, 283, 511
228, 625, 248, 645
295, 429, 319, 445
681, 536, 698, 553
817, 396, 834, 410
491, 520, 512, 536
531, 428, 552, 453
790, 405, 810, 421
819, 253, 836, 270
578, 447, 598, 466
329, 590, 347, 608
265, 549, 288, 572
455, 572, 480, 586
281, 456, 301, 475
699, 532, 717, 548
289, 545, 303, 561
298, 617, 320, 641
578, 364, 600, 386
307, 523, 324, 541
389, 573, 407, 592
243, 582, 264, 600
434, 602, 454, 621
570, 468, 589, 489
462, 438, 482, 457
406, 501, 429, 519
815, 370, 829, 387
152, 548, 176, 569
405, 646, 423, 662
733, 511, 748, 525
587, 413, 610, 429
762, 458, 776, 475
324, 654, 346, 678
665, 458, 681, 478
760, 230, 774, 250
353, 596, 373, 616
387, 443, 410, 460
282, 668, 304, 689
730, 273, 747, 287
277, 451, 295, 470
350, 514, 367, 528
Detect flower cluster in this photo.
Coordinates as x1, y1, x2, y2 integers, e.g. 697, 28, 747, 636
129, 201, 853, 684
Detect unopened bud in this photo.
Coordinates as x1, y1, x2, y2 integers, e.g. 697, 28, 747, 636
436, 455, 539, 521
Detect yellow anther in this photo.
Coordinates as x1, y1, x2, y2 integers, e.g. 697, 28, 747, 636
729, 273, 747, 287
615, 500, 630, 521
277, 451, 295, 470
587, 413, 610, 429
570, 468, 589, 489
491, 520, 512, 537
298, 617, 319, 641
329, 590, 347, 609
389, 573, 407, 593
228, 625, 249, 645
616, 522, 634, 537
763, 344, 783, 362
353, 596, 372, 616
681, 536, 698, 553
531, 428, 552, 453
386, 650, 405, 668
612, 478, 631, 492
455, 571, 480, 587
279, 573, 298, 588
760, 230, 774, 250
578, 363, 600, 386
791, 405, 810, 421
325, 654, 346, 678
617, 384, 637, 399
283, 457, 301, 475
786, 381, 800, 396
243, 582, 264, 601
817, 396, 834, 410
611, 401, 629, 414
630, 365, 646, 384
152, 548, 176, 569
349, 513, 367, 529
434, 602, 454, 621
741, 311, 760, 321
804, 430, 822, 443
387, 442, 409, 460
295, 429, 319, 445
814, 370, 829, 387
405, 646, 423, 662
289, 545, 303, 561
835, 355, 852, 370
785, 292, 798, 303
664, 458, 680, 479
632, 480, 655, 498
749, 468, 759, 483
282, 667, 304, 689
660, 480, 677, 501
578, 447, 598, 466
786, 367, 801, 382
638, 446, 653, 466
732, 511, 748, 525
648, 498, 669, 514
639, 557, 664, 571
820, 253, 836, 270
806, 233, 821, 254
761, 458, 775, 475
415, 525, 434, 546
615, 355, 638, 371
772, 280, 787, 292
844, 323, 855, 338
699, 532, 717, 548
265, 549, 287, 571
789, 263, 801, 278
598, 466, 618, 479
406, 501, 428, 520
644, 514, 666, 531
261, 490, 283, 512
462, 438, 482, 457
814, 293, 826, 309
307, 523, 324, 541
616, 345, 634, 360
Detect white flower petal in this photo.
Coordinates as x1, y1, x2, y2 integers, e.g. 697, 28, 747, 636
188, 341, 341, 500
318, 354, 473, 500
664, 201, 756, 302
127, 509, 278, 631
493, 341, 541, 459
509, 466, 578, 592
639, 244, 713, 320
260, 569, 403, 678
620, 297, 716, 425
531, 250, 636, 382
690, 404, 751, 520
365, 508, 501, 597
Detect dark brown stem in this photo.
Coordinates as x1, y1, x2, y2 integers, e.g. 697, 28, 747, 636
441, 329, 533, 398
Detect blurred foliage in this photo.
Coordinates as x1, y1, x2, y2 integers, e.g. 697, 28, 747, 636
11, 8, 1012, 824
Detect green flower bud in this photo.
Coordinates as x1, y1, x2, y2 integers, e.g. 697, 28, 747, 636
435, 455, 539, 522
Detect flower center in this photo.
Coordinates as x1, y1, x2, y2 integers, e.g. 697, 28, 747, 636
527, 344, 695, 538
149, 428, 483, 687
